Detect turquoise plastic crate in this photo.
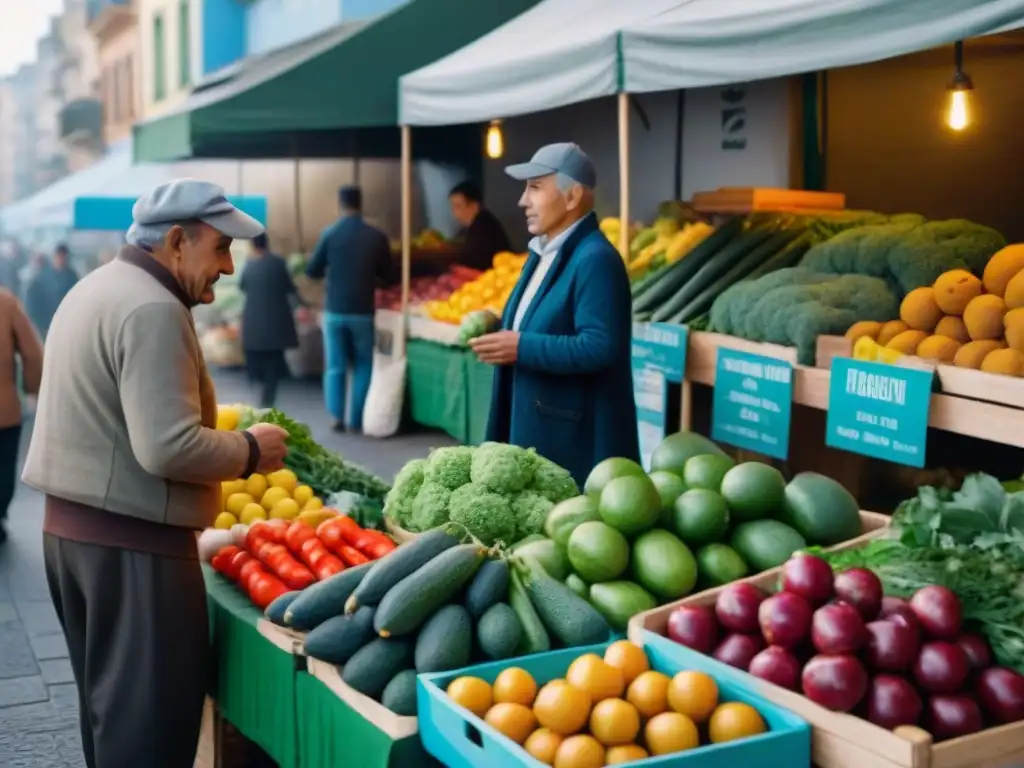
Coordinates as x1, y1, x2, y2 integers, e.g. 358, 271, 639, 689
417, 629, 810, 767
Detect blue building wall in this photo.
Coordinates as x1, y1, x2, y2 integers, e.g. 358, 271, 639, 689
243, 0, 408, 56
340, 0, 408, 22
202, 0, 247, 75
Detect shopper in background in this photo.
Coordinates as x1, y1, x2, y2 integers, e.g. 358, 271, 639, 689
50, 242, 79, 306
0, 287, 42, 545
470, 143, 639, 487
306, 185, 392, 433
240, 233, 300, 408
22, 253, 54, 339
22, 179, 290, 768
449, 180, 512, 271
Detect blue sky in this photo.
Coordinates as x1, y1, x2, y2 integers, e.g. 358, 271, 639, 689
0, 0, 65, 77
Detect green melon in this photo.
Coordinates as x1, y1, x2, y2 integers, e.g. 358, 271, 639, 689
649, 432, 727, 477
584, 457, 646, 497
780, 472, 862, 545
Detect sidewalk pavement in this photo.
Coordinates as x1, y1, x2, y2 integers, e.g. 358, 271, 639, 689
0, 369, 456, 767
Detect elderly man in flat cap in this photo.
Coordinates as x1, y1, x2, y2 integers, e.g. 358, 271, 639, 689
22, 179, 290, 768
469, 143, 639, 487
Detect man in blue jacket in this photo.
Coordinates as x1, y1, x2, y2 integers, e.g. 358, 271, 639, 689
470, 143, 640, 487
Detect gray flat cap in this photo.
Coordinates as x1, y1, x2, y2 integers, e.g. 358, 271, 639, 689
505, 142, 596, 188
132, 179, 264, 239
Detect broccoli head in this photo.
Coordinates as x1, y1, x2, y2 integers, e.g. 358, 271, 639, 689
392, 458, 426, 496
408, 481, 451, 532
529, 457, 579, 504
470, 442, 537, 494
422, 446, 473, 490
511, 491, 554, 541
384, 458, 426, 528
448, 482, 516, 545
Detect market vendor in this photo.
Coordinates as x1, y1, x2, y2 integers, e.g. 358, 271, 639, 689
22, 179, 290, 768
470, 143, 640, 486
449, 180, 511, 271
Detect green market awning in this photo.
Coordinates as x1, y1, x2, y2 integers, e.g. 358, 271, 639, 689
133, 0, 543, 163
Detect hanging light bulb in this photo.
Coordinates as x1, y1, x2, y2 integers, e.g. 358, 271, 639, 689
946, 40, 974, 132
485, 120, 504, 159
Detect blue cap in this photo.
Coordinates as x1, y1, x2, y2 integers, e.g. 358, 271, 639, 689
130, 179, 264, 240
505, 142, 596, 188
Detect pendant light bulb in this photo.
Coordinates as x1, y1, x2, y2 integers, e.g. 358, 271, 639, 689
485, 120, 504, 159
945, 41, 974, 132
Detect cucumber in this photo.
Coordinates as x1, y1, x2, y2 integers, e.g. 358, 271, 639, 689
284, 561, 374, 630
476, 603, 522, 661
265, 591, 301, 626
631, 262, 673, 299
746, 230, 815, 281
509, 570, 550, 655
516, 557, 609, 647
381, 670, 418, 716
345, 528, 459, 614
464, 559, 510, 620
304, 606, 375, 664
342, 638, 414, 700
374, 544, 487, 638
565, 573, 590, 600
415, 605, 472, 673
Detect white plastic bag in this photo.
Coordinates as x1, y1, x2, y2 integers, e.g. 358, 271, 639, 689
362, 352, 406, 438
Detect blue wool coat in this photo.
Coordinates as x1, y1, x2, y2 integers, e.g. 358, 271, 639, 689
485, 212, 640, 488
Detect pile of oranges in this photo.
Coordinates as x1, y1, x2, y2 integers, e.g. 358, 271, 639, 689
445, 640, 768, 767
424, 251, 528, 324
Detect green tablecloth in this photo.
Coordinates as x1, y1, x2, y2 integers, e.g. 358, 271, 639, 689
204, 565, 299, 768
406, 339, 493, 445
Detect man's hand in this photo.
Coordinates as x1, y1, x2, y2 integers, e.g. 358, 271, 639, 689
470, 330, 520, 365
246, 423, 289, 473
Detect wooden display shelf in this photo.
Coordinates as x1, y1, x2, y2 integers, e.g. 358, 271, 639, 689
373, 310, 462, 348
691, 187, 846, 214
305, 656, 418, 740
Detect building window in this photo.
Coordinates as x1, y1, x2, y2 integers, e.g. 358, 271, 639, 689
154, 13, 166, 102
178, 0, 190, 88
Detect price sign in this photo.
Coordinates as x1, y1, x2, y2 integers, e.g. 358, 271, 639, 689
712, 349, 793, 459
632, 324, 688, 469
632, 322, 688, 382
826, 357, 933, 468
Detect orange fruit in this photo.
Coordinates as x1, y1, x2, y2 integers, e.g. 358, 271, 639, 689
524, 728, 563, 765
566, 653, 625, 702
447, 677, 492, 718
708, 702, 767, 744
605, 744, 650, 764
493, 667, 538, 707
603, 641, 650, 686
553, 734, 605, 768
533, 680, 591, 735
645, 711, 700, 756
589, 698, 640, 746
625, 670, 671, 719
484, 702, 537, 745
667, 670, 719, 724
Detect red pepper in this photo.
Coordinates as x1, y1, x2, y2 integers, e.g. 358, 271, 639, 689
211, 545, 240, 574
337, 545, 371, 567
226, 550, 255, 580
256, 542, 316, 591
285, 521, 317, 554
313, 555, 346, 581
240, 560, 267, 591
359, 530, 397, 555
334, 515, 363, 542
248, 572, 289, 609
316, 518, 345, 549
361, 540, 397, 561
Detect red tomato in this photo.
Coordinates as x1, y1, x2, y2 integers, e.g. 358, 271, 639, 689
337, 545, 370, 567
249, 574, 289, 609
316, 519, 344, 549
285, 521, 316, 553
226, 550, 254, 580
314, 556, 346, 581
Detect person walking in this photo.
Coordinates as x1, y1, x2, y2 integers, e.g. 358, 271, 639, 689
22, 253, 54, 339
21, 179, 290, 768
305, 185, 392, 433
240, 232, 301, 408
0, 287, 43, 544
470, 143, 640, 487
50, 243, 79, 306
448, 180, 511, 271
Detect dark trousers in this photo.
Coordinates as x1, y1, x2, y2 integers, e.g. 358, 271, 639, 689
245, 350, 289, 408
43, 534, 210, 768
0, 424, 21, 522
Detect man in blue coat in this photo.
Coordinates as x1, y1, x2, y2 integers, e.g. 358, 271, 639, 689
470, 143, 640, 487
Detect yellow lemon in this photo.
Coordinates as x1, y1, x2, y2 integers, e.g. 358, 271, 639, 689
267, 469, 298, 495
214, 512, 238, 530
225, 493, 255, 515
239, 503, 267, 525
245, 474, 269, 500
302, 497, 324, 511
270, 498, 301, 520
216, 405, 241, 431
221, 480, 245, 506
261, 487, 289, 511
292, 485, 314, 505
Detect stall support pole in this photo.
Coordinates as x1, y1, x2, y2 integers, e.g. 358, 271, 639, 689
617, 92, 631, 259
397, 124, 412, 358
292, 135, 304, 253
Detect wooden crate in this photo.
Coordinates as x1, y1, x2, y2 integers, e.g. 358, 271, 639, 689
384, 516, 420, 544
691, 187, 846, 214
257, 618, 307, 656
627, 519, 1024, 768
305, 657, 418, 740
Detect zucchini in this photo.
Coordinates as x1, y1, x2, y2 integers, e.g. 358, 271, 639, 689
345, 528, 459, 614
414, 605, 472, 673
668, 229, 800, 325
476, 603, 522, 661
650, 227, 775, 322
342, 637, 414, 700
265, 591, 301, 626
509, 570, 550, 655
381, 670, 418, 716
515, 557, 609, 647
304, 606, 375, 664
284, 561, 374, 630
631, 216, 746, 315
745, 230, 815, 281
464, 559, 510, 620
374, 544, 487, 637
630, 262, 673, 300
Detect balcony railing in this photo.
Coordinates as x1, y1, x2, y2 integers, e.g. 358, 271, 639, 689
58, 98, 103, 145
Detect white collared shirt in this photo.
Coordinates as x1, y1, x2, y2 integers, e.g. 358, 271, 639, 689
512, 218, 585, 331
